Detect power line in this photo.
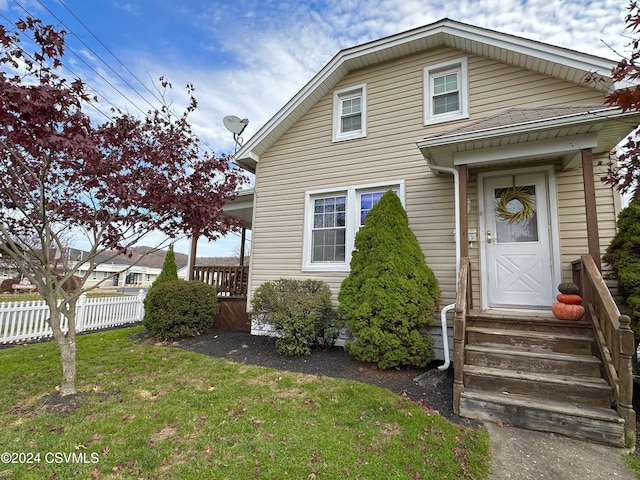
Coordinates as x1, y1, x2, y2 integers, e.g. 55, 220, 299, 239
0, 10, 115, 121
3, 1, 247, 169
40, 0, 164, 114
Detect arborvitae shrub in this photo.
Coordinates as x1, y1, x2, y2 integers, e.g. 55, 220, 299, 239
604, 198, 640, 335
153, 244, 178, 286
144, 244, 179, 320
251, 278, 342, 355
143, 280, 217, 341
338, 190, 439, 369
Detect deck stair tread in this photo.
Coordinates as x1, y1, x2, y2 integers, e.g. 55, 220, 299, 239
465, 344, 600, 364
460, 388, 623, 423
466, 326, 593, 342
463, 365, 611, 389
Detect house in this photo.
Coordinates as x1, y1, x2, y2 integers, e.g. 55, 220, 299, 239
63, 248, 164, 289
225, 19, 639, 446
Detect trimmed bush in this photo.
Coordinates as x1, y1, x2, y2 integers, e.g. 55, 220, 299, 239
143, 280, 217, 341
251, 278, 342, 356
338, 190, 439, 369
0, 277, 21, 293
604, 198, 640, 335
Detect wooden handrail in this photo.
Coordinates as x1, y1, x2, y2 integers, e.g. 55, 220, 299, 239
452, 257, 471, 415
573, 255, 636, 447
192, 265, 248, 297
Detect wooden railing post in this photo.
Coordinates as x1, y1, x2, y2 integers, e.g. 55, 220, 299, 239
452, 257, 470, 415
618, 315, 636, 447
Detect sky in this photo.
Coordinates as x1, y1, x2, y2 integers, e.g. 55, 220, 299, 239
0, 0, 634, 258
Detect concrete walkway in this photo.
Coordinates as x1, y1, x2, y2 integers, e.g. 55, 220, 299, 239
484, 422, 637, 479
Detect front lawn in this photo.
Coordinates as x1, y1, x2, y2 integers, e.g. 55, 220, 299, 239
0, 327, 491, 479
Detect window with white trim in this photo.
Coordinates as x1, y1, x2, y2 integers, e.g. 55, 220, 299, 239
312, 195, 347, 263
303, 181, 404, 271
424, 58, 468, 125
332, 84, 367, 142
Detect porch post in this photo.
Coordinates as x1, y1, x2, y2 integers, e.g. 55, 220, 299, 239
239, 227, 246, 266
581, 148, 601, 270
189, 228, 199, 281
458, 164, 468, 259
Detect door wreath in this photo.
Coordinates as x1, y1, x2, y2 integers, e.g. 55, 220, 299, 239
495, 187, 535, 224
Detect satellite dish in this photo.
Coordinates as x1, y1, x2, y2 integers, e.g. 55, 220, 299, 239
223, 115, 249, 136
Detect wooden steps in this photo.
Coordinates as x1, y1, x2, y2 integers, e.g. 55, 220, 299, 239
458, 313, 626, 447
459, 389, 625, 447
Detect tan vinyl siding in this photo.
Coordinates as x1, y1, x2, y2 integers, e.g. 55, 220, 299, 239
248, 45, 614, 309
556, 154, 619, 282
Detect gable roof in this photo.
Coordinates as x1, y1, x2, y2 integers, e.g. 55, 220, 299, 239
235, 18, 621, 173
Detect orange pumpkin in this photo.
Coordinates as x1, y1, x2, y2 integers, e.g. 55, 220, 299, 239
551, 302, 585, 321
556, 294, 582, 305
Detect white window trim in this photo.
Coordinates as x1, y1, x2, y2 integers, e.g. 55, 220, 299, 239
302, 180, 405, 272
424, 57, 469, 125
332, 84, 367, 142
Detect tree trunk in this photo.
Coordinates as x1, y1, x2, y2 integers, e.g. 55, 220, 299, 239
48, 303, 78, 396
57, 334, 77, 396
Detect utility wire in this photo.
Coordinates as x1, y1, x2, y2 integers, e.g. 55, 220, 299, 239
0, 11, 114, 121
38, 0, 164, 114
4, 0, 249, 183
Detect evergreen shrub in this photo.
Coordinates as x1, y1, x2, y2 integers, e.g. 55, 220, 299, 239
251, 278, 342, 355
338, 190, 439, 369
144, 244, 179, 321
604, 198, 640, 335
142, 280, 217, 341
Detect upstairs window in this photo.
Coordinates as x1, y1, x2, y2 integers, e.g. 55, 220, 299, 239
424, 58, 468, 125
333, 84, 367, 142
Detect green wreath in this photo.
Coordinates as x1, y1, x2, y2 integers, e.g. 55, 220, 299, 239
495, 187, 535, 224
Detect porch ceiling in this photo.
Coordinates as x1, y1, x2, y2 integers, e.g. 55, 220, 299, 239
223, 189, 254, 230
417, 106, 640, 170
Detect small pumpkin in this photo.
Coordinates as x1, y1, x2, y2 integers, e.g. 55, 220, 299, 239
551, 302, 585, 321
556, 294, 582, 305
558, 282, 580, 295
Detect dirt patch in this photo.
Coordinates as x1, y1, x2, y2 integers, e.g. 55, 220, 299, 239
150, 425, 178, 444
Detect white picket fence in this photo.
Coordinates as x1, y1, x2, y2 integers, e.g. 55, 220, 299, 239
0, 290, 146, 344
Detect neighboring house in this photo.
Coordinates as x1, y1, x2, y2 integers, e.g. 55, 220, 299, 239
63, 248, 164, 289
0, 246, 169, 289
225, 19, 639, 446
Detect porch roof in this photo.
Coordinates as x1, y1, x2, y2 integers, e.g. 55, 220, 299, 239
223, 189, 254, 230
417, 105, 640, 170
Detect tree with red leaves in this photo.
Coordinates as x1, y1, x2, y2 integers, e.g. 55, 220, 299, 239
0, 18, 246, 396
603, 2, 640, 199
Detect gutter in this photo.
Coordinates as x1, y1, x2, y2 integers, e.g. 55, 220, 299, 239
424, 156, 460, 371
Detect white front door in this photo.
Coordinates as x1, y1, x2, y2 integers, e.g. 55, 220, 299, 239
479, 170, 557, 310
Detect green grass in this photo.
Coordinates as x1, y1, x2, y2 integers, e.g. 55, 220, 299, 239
0, 327, 491, 479
625, 451, 640, 477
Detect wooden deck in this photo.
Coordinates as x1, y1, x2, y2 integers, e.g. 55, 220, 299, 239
192, 265, 250, 331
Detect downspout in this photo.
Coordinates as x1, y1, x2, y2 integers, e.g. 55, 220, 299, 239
424, 156, 460, 371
